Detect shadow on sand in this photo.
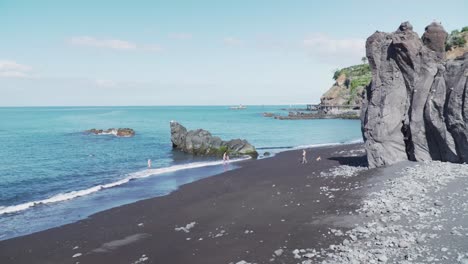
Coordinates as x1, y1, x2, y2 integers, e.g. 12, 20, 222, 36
328, 155, 368, 167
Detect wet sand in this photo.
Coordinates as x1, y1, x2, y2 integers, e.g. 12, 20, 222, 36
0, 144, 370, 264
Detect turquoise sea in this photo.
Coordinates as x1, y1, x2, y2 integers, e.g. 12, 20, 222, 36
0, 106, 362, 240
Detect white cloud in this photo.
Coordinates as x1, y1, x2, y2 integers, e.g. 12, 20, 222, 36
0, 60, 33, 78
169, 33, 192, 40
95, 79, 117, 87
223, 37, 244, 47
0, 60, 32, 72
68, 36, 161, 52
142, 44, 163, 52
303, 34, 365, 64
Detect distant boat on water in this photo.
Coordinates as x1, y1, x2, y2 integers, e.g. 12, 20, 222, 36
229, 105, 247, 110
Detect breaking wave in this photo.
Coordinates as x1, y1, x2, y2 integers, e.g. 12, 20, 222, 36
0, 157, 250, 215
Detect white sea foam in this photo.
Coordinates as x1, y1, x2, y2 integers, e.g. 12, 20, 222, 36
0, 157, 250, 215
294, 138, 362, 150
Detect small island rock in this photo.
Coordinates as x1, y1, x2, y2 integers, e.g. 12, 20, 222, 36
170, 121, 258, 158
85, 128, 135, 137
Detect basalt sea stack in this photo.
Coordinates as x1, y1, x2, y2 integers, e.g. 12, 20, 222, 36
170, 121, 258, 158
361, 22, 467, 168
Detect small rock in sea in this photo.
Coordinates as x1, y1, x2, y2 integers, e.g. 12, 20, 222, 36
72, 246, 79, 250
138, 223, 144, 227
434, 201, 443, 206
72, 253, 82, 258
274, 249, 283, 257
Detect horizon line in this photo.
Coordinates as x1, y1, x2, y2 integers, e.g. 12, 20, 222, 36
0, 103, 319, 108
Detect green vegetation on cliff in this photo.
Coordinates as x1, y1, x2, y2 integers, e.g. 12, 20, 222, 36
332, 63, 371, 82
446, 27, 467, 51
327, 63, 371, 105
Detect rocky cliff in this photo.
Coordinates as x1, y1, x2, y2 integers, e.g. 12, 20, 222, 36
170, 121, 258, 158
320, 63, 371, 114
361, 22, 467, 168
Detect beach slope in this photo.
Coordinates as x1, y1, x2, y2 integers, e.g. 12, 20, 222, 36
0, 144, 369, 264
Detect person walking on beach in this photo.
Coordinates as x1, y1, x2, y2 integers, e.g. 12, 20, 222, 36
223, 151, 230, 164
147, 159, 152, 168
301, 149, 308, 164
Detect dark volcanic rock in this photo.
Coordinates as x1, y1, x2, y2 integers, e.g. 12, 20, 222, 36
170, 121, 258, 158
85, 128, 135, 137
361, 21, 467, 168
422, 22, 448, 59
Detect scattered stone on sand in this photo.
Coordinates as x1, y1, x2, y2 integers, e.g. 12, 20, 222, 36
291, 248, 318, 260
233, 260, 254, 264
174, 222, 196, 233
274, 249, 283, 257
321, 161, 468, 264
320, 165, 367, 178
333, 148, 366, 157
208, 229, 227, 238
132, 254, 149, 264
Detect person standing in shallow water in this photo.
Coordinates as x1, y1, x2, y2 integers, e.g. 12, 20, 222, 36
147, 159, 152, 168
223, 151, 230, 164
223, 152, 230, 171
301, 149, 308, 164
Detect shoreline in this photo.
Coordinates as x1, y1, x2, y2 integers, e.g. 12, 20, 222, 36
0, 139, 362, 241
0, 143, 369, 264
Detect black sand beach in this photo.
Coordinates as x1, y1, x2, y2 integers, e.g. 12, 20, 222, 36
0, 144, 370, 264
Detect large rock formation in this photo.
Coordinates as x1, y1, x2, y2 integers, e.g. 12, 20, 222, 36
170, 121, 258, 158
361, 22, 467, 168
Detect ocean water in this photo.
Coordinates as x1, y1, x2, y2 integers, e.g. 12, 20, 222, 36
0, 106, 362, 240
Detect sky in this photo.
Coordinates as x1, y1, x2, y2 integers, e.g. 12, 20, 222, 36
0, 0, 467, 106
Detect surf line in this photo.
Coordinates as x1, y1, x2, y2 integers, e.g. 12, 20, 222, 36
0, 157, 251, 215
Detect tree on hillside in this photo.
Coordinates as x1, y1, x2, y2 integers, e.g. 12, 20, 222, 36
333, 69, 341, 80
445, 28, 467, 51
361, 56, 368, 64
